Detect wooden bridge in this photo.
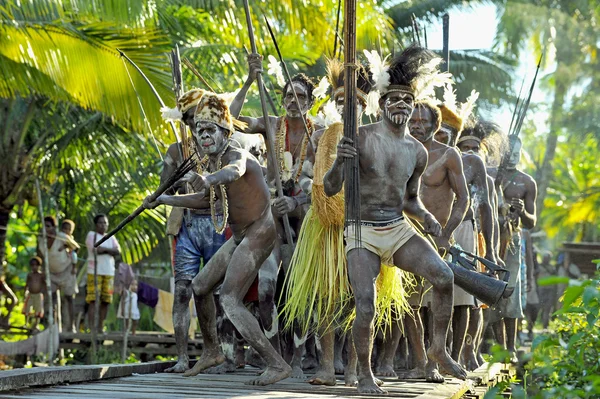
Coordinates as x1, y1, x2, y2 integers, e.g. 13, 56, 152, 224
0, 359, 513, 398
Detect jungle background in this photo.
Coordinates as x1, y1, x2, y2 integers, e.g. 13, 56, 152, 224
1, 0, 599, 397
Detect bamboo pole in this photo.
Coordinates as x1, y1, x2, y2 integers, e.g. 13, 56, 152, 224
35, 178, 54, 365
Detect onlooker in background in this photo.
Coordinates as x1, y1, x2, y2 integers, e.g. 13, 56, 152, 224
38, 216, 78, 332
22, 257, 46, 331
85, 214, 120, 333
117, 280, 140, 335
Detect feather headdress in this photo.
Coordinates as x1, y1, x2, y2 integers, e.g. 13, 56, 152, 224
267, 55, 286, 87
314, 100, 342, 128
313, 76, 330, 100
325, 57, 374, 115
161, 88, 206, 122
363, 50, 389, 116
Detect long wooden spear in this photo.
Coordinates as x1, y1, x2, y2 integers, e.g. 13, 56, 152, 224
94, 156, 197, 247
242, 0, 294, 246
343, 0, 360, 245
442, 14, 450, 72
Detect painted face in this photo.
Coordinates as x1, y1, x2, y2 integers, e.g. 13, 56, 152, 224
334, 93, 365, 118
283, 82, 310, 118
458, 139, 481, 155
507, 136, 522, 168
194, 121, 227, 156
409, 105, 436, 143
382, 92, 414, 126
95, 216, 108, 234
334, 93, 344, 115
30, 260, 41, 273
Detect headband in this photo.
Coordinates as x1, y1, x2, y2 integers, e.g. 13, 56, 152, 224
456, 135, 482, 145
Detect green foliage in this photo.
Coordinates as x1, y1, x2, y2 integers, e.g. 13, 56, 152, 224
525, 271, 600, 398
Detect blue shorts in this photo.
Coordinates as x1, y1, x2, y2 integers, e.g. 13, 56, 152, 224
174, 213, 226, 282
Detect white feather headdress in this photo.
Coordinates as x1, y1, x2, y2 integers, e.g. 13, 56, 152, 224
363, 49, 390, 116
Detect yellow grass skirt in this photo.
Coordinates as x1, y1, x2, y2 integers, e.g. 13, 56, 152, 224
282, 207, 416, 335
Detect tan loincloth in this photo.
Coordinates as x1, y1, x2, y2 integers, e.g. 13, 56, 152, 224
345, 216, 416, 265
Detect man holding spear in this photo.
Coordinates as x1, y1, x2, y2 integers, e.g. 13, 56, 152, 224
323, 44, 468, 394
146, 91, 292, 385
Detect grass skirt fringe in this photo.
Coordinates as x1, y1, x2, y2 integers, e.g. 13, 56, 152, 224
281, 207, 350, 334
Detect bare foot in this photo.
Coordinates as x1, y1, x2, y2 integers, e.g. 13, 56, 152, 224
375, 364, 397, 377
334, 359, 344, 374
206, 360, 237, 374
508, 350, 519, 364
357, 375, 387, 395
374, 377, 384, 386
165, 358, 190, 373
428, 348, 467, 380
291, 365, 305, 379
183, 352, 226, 377
302, 355, 319, 370
245, 348, 266, 369
425, 364, 445, 383
308, 369, 336, 386
464, 351, 480, 371
397, 367, 426, 379
344, 370, 358, 387
245, 365, 292, 386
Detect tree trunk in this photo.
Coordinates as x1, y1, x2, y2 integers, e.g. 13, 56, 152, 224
534, 62, 568, 217
0, 206, 12, 276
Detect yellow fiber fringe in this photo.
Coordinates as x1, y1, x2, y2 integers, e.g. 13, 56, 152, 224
282, 121, 415, 335
281, 207, 350, 334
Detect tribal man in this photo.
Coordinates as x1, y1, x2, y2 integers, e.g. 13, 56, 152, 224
324, 45, 467, 394
147, 92, 292, 385
156, 89, 227, 373
437, 103, 499, 369
231, 53, 320, 377
488, 135, 537, 363
399, 100, 468, 382
284, 58, 377, 387
457, 119, 507, 368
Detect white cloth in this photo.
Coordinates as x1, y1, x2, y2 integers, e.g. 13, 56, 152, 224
86, 231, 120, 276
38, 232, 72, 274
117, 291, 140, 320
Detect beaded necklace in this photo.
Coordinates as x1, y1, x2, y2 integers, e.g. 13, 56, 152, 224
208, 141, 230, 234
274, 117, 312, 183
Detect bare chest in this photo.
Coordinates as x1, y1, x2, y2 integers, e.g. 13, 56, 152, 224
422, 150, 449, 188
502, 174, 528, 200
360, 137, 415, 184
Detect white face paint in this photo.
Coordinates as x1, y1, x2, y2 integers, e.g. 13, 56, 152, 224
194, 121, 227, 155
507, 137, 522, 168
383, 93, 414, 126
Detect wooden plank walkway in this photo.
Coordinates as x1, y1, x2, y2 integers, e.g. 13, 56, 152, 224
1, 366, 481, 399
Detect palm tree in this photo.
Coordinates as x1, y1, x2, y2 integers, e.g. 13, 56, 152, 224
0, 0, 397, 275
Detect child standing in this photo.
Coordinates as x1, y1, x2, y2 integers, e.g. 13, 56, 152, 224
117, 280, 140, 335
23, 257, 46, 331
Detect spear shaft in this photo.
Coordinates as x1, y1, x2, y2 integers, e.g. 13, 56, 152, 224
242, 0, 294, 246
343, 0, 360, 244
